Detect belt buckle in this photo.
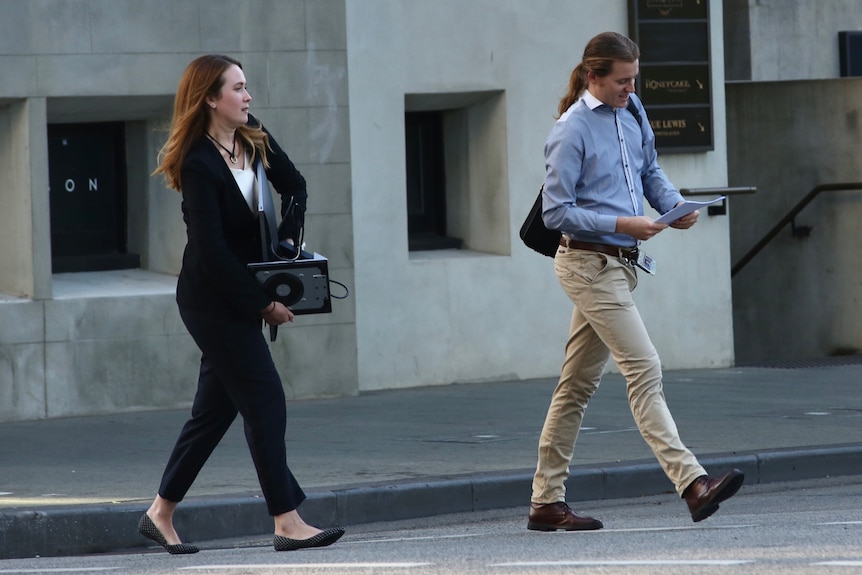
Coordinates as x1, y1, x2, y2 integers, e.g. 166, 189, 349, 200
619, 246, 638, 265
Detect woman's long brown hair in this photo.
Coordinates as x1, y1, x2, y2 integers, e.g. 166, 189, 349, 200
556, 32, 640, 118
154, 54, 271, 191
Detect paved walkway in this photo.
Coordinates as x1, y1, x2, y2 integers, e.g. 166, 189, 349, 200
1, 362, 861, 558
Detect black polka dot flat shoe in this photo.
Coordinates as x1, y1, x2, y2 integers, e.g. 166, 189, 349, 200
137, 514, 200, 555
274, 527, 345, 551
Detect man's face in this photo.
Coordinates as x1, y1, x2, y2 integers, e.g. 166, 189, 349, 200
588, 59, 639, 108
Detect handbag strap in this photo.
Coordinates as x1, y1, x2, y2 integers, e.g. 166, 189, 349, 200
255, 159, 278, 261
254, 159, 283, 341
256, 158, 304, 262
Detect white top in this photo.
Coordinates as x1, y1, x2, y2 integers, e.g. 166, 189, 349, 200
230, 153, 254, 212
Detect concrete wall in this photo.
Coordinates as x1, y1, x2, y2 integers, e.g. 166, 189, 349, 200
726, 79, 862, 363
0, 0, 356, 422
723, 0, 862, 363
346, 0, 735, 392
0, 99, 50, 301
1, 0, 740, 422
724, 0, 862, 81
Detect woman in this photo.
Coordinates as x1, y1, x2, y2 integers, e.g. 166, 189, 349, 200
138, 54, 344, 554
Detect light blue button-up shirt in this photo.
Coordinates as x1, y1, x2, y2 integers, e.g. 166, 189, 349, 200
542, 91, 683, 248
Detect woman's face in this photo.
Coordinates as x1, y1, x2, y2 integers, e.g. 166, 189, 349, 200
208, 64, 251, 128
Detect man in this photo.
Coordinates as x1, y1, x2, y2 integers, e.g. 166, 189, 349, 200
529, 31, 743, 532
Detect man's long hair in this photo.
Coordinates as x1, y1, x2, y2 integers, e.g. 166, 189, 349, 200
557, 32, 640, 118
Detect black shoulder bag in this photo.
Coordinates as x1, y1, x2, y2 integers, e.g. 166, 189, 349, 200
518, 183, 560, 257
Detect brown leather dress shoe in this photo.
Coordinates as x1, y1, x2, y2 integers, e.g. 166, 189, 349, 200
527, 502, 603, 531
683, 468, 745, 522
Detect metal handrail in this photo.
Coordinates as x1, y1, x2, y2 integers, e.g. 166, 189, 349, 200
679, 186, 756, 216
680, 186, 757, 197
731, 182, 862, 277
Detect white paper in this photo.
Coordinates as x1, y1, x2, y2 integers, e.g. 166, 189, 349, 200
654, 196, 725, 224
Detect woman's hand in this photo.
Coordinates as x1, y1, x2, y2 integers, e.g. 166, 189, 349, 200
261, 301, 295, 326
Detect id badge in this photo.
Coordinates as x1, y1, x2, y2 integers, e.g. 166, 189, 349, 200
635, 251, 657, 275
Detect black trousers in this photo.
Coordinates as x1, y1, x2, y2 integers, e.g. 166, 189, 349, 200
158, 307, 306, 516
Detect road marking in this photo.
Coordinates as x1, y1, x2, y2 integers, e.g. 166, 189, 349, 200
359, 524, 756, 545
180, 564, 431, 570
583, 427, 638, 435
491, 560, 753, 567
539, 524, 757, 534
596, 523, 757, 535
354, 533, 484, 544
0, 570, 114, 573
816, 521, 862, 526
813, 561, 862, 566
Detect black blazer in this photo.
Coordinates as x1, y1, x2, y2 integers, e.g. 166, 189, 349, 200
175, 116, 307, 319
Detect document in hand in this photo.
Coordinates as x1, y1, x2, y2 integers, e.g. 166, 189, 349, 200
654, 196, 726, 225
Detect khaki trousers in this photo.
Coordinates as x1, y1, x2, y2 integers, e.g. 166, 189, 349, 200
531, 247, 705, 503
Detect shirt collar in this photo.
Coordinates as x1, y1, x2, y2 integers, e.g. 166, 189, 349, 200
582, 90, 606, 111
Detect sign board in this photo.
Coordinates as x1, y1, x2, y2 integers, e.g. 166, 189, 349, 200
630, 0, 713, 153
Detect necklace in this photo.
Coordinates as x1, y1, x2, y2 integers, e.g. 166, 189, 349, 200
207, 133, 238, 164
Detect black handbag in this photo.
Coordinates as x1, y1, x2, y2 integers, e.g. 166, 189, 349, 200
519, 184, 560, 257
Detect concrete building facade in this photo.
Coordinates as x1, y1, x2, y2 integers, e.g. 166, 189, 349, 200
724, 0, 862, 363
1, 0, 737, 422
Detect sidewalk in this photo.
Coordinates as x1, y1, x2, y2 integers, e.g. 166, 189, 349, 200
1, 361, 861, 559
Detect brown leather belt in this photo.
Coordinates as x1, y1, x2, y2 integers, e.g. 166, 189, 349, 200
559, 238, 638, 259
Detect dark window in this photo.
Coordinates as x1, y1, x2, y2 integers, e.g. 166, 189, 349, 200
48, 122, 140, 273
839, 31, 862, 77
405, 112, 462, 251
